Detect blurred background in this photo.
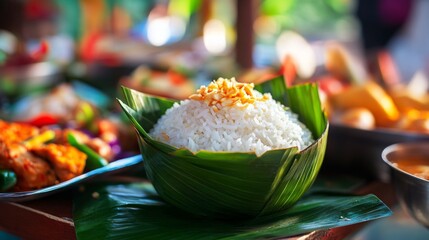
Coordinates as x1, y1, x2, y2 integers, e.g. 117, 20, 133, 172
0, 0, 428, 142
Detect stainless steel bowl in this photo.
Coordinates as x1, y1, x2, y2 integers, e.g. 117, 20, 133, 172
382, 142, 429, 228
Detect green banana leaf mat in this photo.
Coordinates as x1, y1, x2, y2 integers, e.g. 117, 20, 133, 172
73, 175, 391, 239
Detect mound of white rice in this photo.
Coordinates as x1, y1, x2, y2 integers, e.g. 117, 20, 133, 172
150, 92, 314, 156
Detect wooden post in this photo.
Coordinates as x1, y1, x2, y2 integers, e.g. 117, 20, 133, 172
235, 0, 257, 70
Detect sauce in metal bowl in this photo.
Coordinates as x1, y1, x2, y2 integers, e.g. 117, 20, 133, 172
391, 156, 429, 180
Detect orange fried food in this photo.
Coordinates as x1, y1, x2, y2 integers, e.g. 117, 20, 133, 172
32, 144, 86, 182
0, 121, 8, 129
330, 81, 400, 127
0, 120, 39, 143
0, 140, 57, 191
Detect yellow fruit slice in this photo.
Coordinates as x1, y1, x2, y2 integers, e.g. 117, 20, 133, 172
331, 81, 400, 127
390, 92, 429, 113
388, 71, 429, 113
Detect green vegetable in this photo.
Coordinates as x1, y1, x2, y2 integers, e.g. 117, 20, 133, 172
75, 102, 95, 127
118, 76, 329, 218
67, 133, 108, 171
0, 169, 17, 191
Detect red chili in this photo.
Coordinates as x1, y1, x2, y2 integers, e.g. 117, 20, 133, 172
30, 40, 49, 61
168, 71, 186, 85
25, 114, 59, 127
280, 55, 296, 87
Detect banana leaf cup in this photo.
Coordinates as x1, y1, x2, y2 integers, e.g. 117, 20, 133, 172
117, 76, 328, 218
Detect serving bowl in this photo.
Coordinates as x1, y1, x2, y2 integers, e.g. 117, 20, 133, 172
118, 76, 328, 218
382, 142, 429, 228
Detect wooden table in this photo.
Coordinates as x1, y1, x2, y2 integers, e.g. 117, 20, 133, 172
0, 193, 75, 240
0, 179, 397, 240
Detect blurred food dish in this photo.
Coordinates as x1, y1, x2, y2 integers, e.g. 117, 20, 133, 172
0, 61, 61, 102
321, 46, 429, 135
120, 65, 195, 99
0, 120, 117, 192
0, 154, 142, 202
323, 66, 429, 180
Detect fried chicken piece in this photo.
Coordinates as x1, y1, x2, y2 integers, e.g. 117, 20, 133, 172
0, 120, 39, 143
31, 144, 86, 182
0, 120, 8, 129
0, 140, 57, 191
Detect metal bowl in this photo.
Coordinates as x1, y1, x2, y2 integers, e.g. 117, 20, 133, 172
324, 124, 429, 181
382, 142, 429, 228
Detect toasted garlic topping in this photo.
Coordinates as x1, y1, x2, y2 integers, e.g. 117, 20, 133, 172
161, 132, 170, 141
189, 78, 270, 111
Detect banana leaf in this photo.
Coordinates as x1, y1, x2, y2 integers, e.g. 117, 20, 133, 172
73, 179, 392, 240
117, 76, 329, 218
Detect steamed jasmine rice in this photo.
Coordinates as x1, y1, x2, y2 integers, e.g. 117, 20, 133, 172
150, 78, 314, 156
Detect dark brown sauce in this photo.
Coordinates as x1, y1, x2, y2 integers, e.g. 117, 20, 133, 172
391, 156, 429, 180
